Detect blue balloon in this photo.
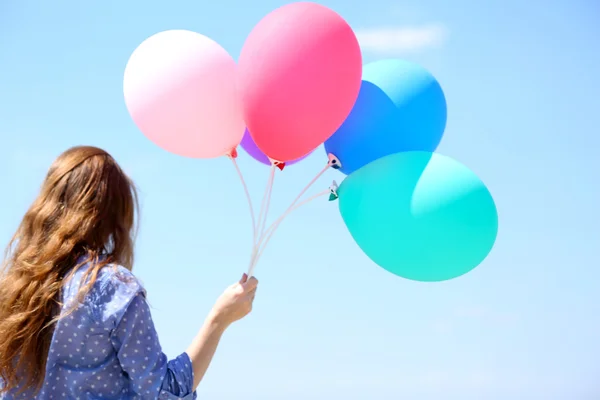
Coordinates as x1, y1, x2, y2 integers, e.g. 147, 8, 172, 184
324, 59, 447, 175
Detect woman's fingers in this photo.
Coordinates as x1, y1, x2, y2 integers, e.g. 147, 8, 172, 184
238, 276, 258, 315
242, 276, 258, 291
245, 286, 257, 309
245, 286, 257, 299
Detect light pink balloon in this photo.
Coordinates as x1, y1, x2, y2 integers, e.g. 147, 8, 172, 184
124, 30, 244, 159
237, 2, 362, 163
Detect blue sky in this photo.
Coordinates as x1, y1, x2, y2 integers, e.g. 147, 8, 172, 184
1, 1, 599, 399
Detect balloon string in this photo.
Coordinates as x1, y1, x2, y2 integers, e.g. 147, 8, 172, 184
247, 164, 276, 277
258, 162, 330, 250
255, 164, 276, 242
250, 161, 332, 268
229, 157, 257, 245
253, 189, 329, 265
259, 168, 275, 239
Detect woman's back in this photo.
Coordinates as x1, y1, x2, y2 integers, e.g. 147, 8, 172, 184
4, 260, 194, 400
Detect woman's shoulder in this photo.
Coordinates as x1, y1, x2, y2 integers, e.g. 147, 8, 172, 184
98, 264, 142, 286
88, 264, 147, 327
67, 261, 145, 304
62, 261, 147, 328
97, 263, 146, 299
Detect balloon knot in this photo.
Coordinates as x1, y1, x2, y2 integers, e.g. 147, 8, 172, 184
227, 147, 238, 159
327, 153, 341, 170
329, 180, 339, 201
274, 161, 285, 171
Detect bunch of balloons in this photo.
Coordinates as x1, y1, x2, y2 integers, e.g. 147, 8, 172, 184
123, 2, 498, 282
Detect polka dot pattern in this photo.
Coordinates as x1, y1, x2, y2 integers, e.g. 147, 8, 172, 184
4, 262, 197, 400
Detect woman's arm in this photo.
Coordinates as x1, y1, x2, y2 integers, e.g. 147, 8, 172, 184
111, 295, 196, 399
185, 315, 226, 389
110, 273, 258, 398
187, 274, 258, 390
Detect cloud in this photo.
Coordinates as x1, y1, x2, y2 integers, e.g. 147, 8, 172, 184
355, 24, 447, 54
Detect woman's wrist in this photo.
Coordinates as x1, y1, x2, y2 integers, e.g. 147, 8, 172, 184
205, 310, 231, 333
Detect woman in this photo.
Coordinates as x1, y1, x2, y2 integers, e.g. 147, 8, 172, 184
0, 146, 258, 399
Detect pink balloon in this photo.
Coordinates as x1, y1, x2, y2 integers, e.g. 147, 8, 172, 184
237, 2, 362, 163
124, 30, 244, 159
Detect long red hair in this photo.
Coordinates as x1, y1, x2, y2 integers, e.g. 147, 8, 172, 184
0, 146, 138, 394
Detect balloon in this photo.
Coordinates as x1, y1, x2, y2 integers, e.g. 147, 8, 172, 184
240, 129, 311, 167
123, 30, 244, 159
237, 2, 362, 162
338, 151, 498, 282
324, 59, 447, 175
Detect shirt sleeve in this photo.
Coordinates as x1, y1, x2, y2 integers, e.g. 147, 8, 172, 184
110, 294, 197, 400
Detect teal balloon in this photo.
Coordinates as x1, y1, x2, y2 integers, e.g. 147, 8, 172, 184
338, 151, 498, 282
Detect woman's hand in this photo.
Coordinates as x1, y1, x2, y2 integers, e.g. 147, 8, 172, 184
209, 273, 258, 328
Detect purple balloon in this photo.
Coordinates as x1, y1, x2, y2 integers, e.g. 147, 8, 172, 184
240, 129, 311, 166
